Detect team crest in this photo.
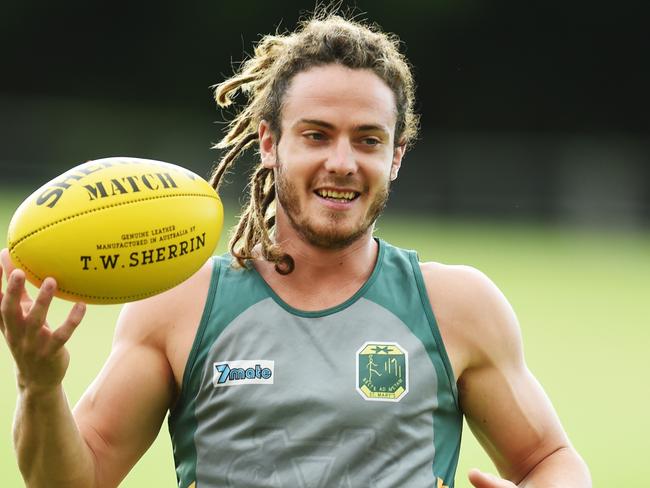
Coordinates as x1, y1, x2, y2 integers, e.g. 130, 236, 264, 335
356, 342, 408, 402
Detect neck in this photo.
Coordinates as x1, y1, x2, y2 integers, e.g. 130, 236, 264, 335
249, 208, 382, 311
276, 229, 378, 277
253, 212, 380, 296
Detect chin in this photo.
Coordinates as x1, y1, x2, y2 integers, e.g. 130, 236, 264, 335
294, 219, 372, 250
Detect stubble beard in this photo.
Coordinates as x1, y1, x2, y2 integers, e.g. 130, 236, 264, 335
274, 160, 391, 250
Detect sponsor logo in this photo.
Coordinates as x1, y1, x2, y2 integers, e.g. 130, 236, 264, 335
213, 360, 274, 388
356, 342, 408, 402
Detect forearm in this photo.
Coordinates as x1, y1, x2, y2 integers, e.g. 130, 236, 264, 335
14, 385, 96, 488
519, 446, 591, 488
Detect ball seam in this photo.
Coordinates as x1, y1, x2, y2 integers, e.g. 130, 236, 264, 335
8, 192, 219, 249
8, 192, 219, 301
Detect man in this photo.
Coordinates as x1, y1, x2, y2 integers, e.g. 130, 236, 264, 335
0, 13, 590, 488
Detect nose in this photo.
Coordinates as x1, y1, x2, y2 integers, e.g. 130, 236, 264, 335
324, 137, 357, 176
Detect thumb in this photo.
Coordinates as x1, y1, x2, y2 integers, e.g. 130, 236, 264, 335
468, 468, 515, 488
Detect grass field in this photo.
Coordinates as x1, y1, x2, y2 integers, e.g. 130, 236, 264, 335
1, 185, 649, 486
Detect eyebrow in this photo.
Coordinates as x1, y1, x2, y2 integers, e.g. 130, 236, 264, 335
296, 119, 390, 135
297, 119, 335, 130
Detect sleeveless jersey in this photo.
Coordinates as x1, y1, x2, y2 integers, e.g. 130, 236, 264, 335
168, 239, 462, 488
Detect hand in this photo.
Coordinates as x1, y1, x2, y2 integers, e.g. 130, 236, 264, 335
0, 249, 86, 393
469, 469, 518, 488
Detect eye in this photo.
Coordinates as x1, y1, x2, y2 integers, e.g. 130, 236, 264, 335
360, 137, 381, 147
304, 131, 327, 142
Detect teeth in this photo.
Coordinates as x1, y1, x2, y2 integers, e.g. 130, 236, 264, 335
318, 189, 356, 200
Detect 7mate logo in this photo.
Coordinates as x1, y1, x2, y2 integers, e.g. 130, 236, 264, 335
213, 360, 275, 387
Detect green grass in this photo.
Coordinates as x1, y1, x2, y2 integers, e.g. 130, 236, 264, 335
1, 186, 649, 486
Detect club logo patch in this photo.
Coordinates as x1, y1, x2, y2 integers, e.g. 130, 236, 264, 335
213, 360, 274, 388
356, 342, 408, 402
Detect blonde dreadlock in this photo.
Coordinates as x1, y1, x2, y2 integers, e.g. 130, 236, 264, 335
210, 13, 419, 274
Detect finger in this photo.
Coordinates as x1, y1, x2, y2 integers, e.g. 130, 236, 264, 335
468, 469, 512, 488
49, 302, 86, 352
0, 248, 15, 276
25, 277, 57, 334
1, 269, 27, 325
1, 249, 31, 303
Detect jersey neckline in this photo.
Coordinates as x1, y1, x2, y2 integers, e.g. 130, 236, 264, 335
248, 238, 386, 318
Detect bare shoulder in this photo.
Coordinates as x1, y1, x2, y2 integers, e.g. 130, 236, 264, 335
419, 262, 523, 378
114, 258, 214, 349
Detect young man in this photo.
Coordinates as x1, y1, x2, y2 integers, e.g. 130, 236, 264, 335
0, 14, 590, 488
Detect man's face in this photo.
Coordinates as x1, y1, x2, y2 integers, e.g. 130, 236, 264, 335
259, 64, 404, 249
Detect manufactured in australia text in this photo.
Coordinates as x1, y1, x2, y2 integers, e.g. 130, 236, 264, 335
80, 232, 206, 271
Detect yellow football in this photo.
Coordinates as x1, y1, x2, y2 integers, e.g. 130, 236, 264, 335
7, 157, 223, 304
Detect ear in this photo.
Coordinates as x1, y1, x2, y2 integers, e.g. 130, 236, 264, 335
259, 120, 277, 169
390, 142, 406, 181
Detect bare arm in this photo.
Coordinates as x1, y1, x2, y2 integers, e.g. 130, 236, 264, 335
14, 386, 96, 488
422, 263, 591, 487
71, 303, 176, 487
74, 260, 211, 486
1, 250, 94, 487
1, 249, 180, 488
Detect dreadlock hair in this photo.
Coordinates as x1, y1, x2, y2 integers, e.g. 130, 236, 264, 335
210, 12, 419, 274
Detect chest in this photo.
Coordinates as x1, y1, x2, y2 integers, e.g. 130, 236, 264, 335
194, 298, 441, 424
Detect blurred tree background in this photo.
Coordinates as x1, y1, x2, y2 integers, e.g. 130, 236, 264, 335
1, 0, 648, 227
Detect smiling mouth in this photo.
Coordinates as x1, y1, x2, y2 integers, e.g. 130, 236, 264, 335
315, 189, 361, 202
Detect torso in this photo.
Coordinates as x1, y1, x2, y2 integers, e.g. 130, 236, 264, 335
164, 240, 463, 488
162, 255, 471, 401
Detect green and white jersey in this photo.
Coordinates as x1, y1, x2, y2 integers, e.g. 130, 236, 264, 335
169, 239, 462, 488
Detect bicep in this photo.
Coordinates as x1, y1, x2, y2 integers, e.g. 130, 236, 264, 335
457, 276, 569, 482
460, 358, 569, 482
72, 317, 175, 487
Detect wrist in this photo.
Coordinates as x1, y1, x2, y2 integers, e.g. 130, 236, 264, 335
17, 380, 64, 404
